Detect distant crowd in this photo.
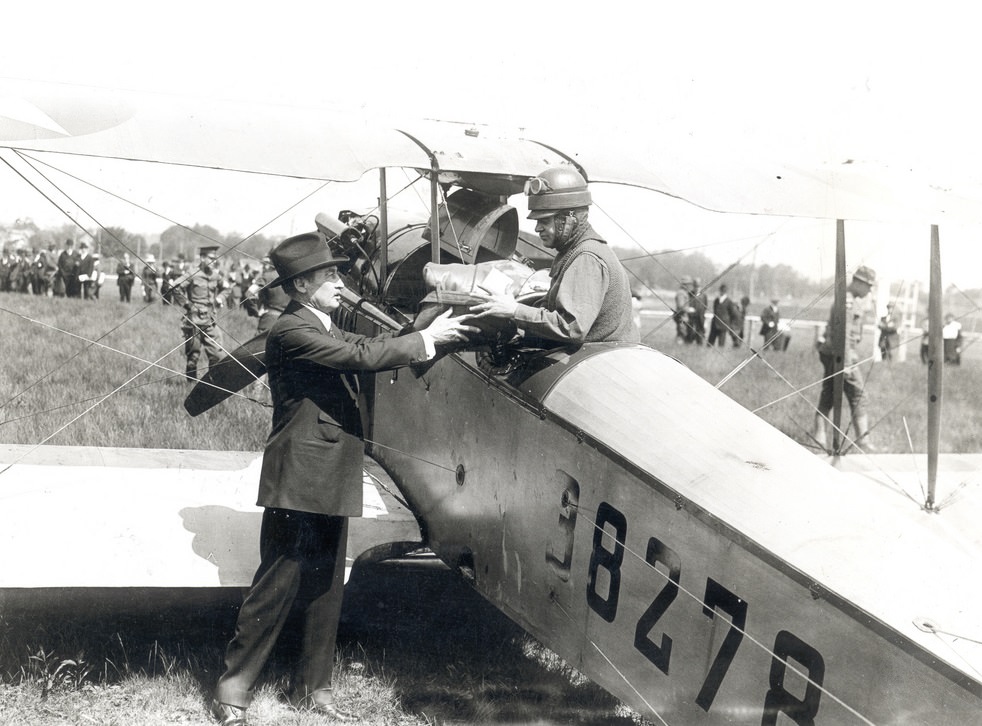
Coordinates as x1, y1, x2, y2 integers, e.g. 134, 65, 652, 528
672, 276, 789, 350
0, 238, 107, 299
0, 237, 273, 316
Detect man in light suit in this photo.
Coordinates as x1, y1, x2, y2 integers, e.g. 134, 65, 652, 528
212, 232, 474, 725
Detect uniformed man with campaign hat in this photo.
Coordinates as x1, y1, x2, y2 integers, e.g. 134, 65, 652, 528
814, 265, 877, 452
177, 245, 226, 381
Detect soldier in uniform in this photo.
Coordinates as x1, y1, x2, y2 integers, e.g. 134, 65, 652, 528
38, 243, 58, 296
814, 265, 876, 452
673, 276, 693, 344
142, 254, 160, 302
160, 260, 177, 304
688, 278, 708, 346
176, 246, 226, 382
877, 302, 901, 361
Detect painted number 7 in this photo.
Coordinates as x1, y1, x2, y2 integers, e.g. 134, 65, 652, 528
696, 578, 747, 711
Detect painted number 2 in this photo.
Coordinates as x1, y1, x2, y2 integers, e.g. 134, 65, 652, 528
633, 537, 680, 674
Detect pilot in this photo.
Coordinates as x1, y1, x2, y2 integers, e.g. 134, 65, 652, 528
468, 165, 639, 345
211, 231, 475, 726
814, 265, 876, 453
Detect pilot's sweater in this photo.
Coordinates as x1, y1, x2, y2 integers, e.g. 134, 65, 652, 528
513, 223, 639, 344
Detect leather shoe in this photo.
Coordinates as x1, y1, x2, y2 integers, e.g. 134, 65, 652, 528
210, 700, 247, 726
287, 692, 357, 722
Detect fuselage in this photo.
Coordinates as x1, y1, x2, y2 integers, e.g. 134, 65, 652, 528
362, 339, 982, 724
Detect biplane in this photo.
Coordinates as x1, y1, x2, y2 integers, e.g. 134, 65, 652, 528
0, 81, 980, 725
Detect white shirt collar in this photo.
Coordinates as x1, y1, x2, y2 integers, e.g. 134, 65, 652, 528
301, 302, 333, 332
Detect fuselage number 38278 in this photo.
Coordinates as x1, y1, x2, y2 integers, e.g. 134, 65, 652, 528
556, 497, 827, 724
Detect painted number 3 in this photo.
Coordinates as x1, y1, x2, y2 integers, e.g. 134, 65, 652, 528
583, 501, 825, 722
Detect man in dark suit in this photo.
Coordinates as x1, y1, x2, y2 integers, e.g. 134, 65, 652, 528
57, 238, 81, 298
77, 241, 95, 299
212, 231, 474, 725
707, 284, 740, 347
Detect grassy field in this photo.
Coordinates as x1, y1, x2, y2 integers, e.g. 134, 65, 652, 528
638, 310, 982, 454
0, 293, 641, 725
0, 291, 979, 725
0, 293, 269, 451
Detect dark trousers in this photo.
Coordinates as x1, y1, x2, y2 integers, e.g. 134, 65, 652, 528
183, 321, 223, 378
817, 351, 867, 419
215, 508, 348, 708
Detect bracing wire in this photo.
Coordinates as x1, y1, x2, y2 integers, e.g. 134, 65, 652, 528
0, 148, 337, 430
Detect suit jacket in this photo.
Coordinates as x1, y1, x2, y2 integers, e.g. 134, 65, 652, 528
257, 301, 427, 516
711, 296, 738, 330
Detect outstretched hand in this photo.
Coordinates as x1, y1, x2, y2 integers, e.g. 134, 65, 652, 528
423, 308, 481, 345
468, 292, 518, 319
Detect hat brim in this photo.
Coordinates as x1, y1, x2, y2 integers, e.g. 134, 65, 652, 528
527, 209, 557, 220
265, 256, 349, 288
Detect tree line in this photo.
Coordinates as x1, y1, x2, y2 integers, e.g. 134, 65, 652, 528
617, 247, 826, 303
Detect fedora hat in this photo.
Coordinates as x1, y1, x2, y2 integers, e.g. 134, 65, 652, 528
266, 232, 350, 288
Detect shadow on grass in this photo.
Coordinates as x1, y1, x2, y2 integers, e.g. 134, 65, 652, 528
0, 558, 636, 725
339, 558, 634, 724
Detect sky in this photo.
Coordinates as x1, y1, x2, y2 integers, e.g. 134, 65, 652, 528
2, 1, 982, 292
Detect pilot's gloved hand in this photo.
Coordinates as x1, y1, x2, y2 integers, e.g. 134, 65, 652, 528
468, 292, 518, 319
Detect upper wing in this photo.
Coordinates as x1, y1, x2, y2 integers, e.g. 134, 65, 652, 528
4, 78, 982, 224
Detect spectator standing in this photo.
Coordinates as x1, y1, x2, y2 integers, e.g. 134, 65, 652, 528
91, 254, 105, 299
10, 247, 31, 293
161, 260, 179, 304
78, 241, 95, 300
736, 295, 750, 345
243, 256, 290, 334
142, 255, 159, 303
673, 276, 693, 344
116, 253, 136, 302
814, 266, 876, 453
877, 303, 901, 361
942, 314, 962, 365
37, 243, 58, 296
759, 298, 781, 350
690, 279, 708, 345
707, 284, 740, 347
174, 246, 225, 382
0, 248, 11, 292
57, 238, 80, 298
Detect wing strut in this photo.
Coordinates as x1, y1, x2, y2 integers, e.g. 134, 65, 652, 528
830, 220, 847, 454
429, 163, 440, 262
394, 129, 442, 263
926, 224, 943, 510
378, 168, 389, 283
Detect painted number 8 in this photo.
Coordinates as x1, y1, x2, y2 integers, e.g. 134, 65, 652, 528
762, 630, 825, 725
587, 503, 627, 623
